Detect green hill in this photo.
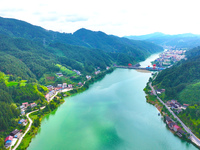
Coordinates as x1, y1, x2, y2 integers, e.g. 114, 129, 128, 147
0, 17, 88, 47
0, 16, 163, 79
153, 46, 200, 137
0, 16, 163, 141
73, 28, 163, 61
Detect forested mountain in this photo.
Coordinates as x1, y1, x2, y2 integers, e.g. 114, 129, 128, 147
154, 46, 200, 103
0, 16, 163, 79
73, 28, 163, 61
0, 17, 88, 47
126, 33, 200, 49
153, 46, 200, 137
0, 16, 163, 139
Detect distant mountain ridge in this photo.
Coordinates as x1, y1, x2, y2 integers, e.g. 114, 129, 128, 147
125, 32, 200, 49
0, 16, 163, 79
0, 17, 89, 47
125, 32, 166, 40
73, 28, 163, 61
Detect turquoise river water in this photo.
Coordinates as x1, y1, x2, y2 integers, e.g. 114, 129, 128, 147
28, 54, 197, 150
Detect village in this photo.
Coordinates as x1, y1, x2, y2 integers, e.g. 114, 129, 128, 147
4, 101, 38, 148
4, 67, 106, 149
151, 83, 190, 137
154, 49, 186, 67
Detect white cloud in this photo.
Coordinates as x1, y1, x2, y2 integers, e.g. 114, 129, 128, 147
0, 0, 200, 36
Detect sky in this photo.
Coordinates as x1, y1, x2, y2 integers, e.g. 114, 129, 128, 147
0, 0, 200, 37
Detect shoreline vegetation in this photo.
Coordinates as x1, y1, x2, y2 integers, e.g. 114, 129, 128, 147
144, 76, 200, 149
15, 67, 115, 150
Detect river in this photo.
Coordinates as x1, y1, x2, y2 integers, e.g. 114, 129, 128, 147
28, 54, 197, 150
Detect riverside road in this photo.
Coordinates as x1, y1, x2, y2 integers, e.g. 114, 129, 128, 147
149, 82, 200, 147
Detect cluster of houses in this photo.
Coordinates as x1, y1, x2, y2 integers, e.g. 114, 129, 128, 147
4, 129, 22, 149
153, 88, 189, 115
20, 102, 37, 115
45, 83, 73, 101
166, 100, 189, 114
165, 116, 185, 137
154, 50, 186, 67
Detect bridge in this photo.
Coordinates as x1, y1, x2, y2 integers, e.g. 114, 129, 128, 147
115, 66, 165, 71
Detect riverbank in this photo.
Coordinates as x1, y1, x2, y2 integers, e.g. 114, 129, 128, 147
144, 78, 200, 149
27, 67, 197, 150
15, 68, 115, 150
14, 98, 64, 150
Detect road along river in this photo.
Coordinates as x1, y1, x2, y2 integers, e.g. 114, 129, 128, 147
28, 54, 197, 150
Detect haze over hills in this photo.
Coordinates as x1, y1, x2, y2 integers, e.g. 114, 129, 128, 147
125, 32, 200, 49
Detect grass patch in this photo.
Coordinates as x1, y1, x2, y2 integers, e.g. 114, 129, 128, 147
56, 64, 77, 76
20, 82, 27, 86
7, 81, 18, 86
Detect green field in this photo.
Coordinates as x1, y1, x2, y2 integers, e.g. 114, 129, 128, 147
6, 81, 18, 86
56, 64, 77, 76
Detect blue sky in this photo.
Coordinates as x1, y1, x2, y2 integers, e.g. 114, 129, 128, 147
0, 0, 200, 36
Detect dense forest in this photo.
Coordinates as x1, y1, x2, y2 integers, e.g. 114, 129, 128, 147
153, 46, 200, 137
0, 16, 163, 142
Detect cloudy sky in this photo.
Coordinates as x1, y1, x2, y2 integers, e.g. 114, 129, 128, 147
0, 0, 200, 36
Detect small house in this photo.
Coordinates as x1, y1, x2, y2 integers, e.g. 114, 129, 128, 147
45, 93, 50, 101
86, 75, 91, 80
21, 111, 25, 115
68, 84, 73, 88
20, 105, 25, 109
4, 142, 11, 149
63, 83, 67, 88
5, 136, 13, 142
46, 85, 54, 91
22, 102, 28, 108
168, 122, 176, 130
18, 119, 26, 125
177, 129, 184, 135
183, 104, 189, 108
55, 87, 62, 91
173, 125, 181, 132
57, 84, 62, 87
95, 70, 100, 75
10, 129, 19, 136
165, 116, 172, 124
30, 103, 37, 108
56, 73, 63, 77
78, 82, 83, 86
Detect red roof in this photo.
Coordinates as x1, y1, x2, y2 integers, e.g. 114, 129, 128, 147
22, 102, 28, 105
174, 125, 181, 130
5, 136, 13, 142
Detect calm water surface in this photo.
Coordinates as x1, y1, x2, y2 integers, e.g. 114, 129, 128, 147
28, 54, 197, 150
